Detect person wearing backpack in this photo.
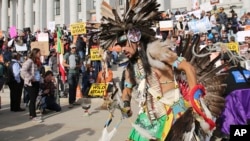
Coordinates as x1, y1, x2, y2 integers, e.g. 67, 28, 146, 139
63, 44, 81, 108
7, 52, 25, 112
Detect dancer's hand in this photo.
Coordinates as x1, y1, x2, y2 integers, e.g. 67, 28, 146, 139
122, 107, 133, 118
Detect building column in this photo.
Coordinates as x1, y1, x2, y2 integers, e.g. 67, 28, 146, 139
157, 0, 165, 11
39, 0, 46, 31
82, 0, 87, 22
1, 0, 8, 31
18, 0, 24, 30
47, 0, 54, 23
25, 0, 33, 29
95, 0, 101, 22
69, 0, 78, 23
35, 0, 40, 31
10, 0, 17, 27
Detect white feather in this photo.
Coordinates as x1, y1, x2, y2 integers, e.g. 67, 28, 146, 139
183, 122, 195, 141
200, 98, 213, 119
131, 123, 156, 140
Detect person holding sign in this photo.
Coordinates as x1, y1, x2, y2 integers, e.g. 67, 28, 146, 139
63, 44, 81, 108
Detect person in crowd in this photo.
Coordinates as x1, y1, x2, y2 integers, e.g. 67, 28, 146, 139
160, 12, 171, 41
63, 44, 81, 108
212, 31, 222, 43
81, 65, 95, 97
63, 36, 70, 54
245, 12, 250, 25
39, 70, 61, 113
48, 48, 58, 73
217, 7, 228, 32
76, 35, 86, 63
7, 52, 25, 112
21, 48, 42, 123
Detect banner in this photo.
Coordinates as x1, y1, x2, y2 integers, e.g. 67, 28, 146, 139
188, 17, 211, 34
90, 49, 102, 61
210, 0, 220, 5
227, 42, 239, 54
9, 26, 17, 38
88, 83, 108, 97
70, 22, 86, 35
159, 20, 173, 31
31, 42, 49, 56
37, 33, 49, 41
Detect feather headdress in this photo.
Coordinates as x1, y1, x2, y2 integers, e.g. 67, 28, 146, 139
99, 0, 162, 49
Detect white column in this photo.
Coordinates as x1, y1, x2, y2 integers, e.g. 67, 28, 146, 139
18, 0, 24, 30
157, 0, 165, 11
25, 0, 33, 29
10, 0, 17, 26
35, 0, 40, 31
95, 0, 101, 22
47, 0, 54, 23
70, 0, 78, 23
39, 0, 46, 30
82, 0, 87, 22
1, 0, 8, 31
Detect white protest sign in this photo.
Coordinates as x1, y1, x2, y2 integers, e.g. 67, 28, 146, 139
200, 2, 213, 12
47, 21, 56, 32
237, 30, 250, 42
15, 43, 28, 51
159, 20, 174, 31
188, 10, 201, 19
37, 33, 49, 42
188, 17, 211, 34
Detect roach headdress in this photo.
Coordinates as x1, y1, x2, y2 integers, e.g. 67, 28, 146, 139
99, 0, 162, 49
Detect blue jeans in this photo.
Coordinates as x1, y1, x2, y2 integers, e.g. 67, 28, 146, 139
78, 51, 85, 62
67, 73, 79, 104
112, 51, 118, 63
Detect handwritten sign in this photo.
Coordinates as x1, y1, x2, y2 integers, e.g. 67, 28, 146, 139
31, 41, 49, 56
47, 21, 56, 32
90, 49, 102, 61
188, 17, 211, 34
9, 26, 17, 38
245, 25, 250, 31
88, 83, 108, 97
15, 44, 28, 52
70, 22, 86, 35
227, 42, 239, 54
159, 20, 173, 31
239, 44, 249, 59
37, 33, 49, 41
237, 30, 250, 42
210, 0, 220, 5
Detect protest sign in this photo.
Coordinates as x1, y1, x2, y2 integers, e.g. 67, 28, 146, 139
200, 2, 213, 12
9, 26, 17, 38
237, 31, 250, 42
37, 33, 49, 41
188, 10, 201, 19
188, 17, 211, 34
239, 44, 249, 59
227, 42, 239, 54
90, 49, 102, 61
31, 41, 49, 56
88, 83, 108, 97
0, 31, 3, 38
159, 20, 174, 31
70, 22, 86, 35
48, 21, 56, 32
210, 0, 220, 5
245, 25, 250, 31
15, 44, 28, 52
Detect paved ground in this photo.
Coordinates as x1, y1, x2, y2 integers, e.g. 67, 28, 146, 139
0, 63, 139, 141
